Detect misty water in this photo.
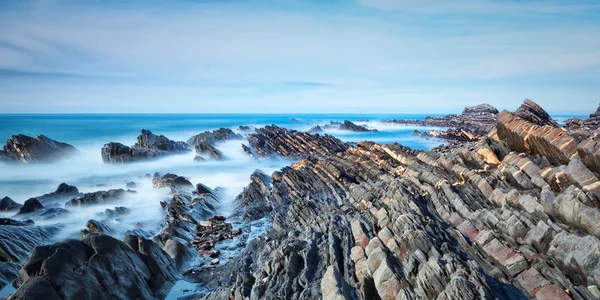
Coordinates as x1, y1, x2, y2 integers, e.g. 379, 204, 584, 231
0, 114, 451, 298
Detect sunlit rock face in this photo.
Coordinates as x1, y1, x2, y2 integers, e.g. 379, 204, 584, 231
1, 135, 77, 163
189, 101, 600, 300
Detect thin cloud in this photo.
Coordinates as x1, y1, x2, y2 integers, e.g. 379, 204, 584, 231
0, 0, 598, 113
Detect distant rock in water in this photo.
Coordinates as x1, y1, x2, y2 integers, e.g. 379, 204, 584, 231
383, 103, 499, 136
35, 183, 80, 204
414, 127, 480, 142
583, 103, 600, 130
187, 128, 242, 146
17, 198, 44, 215
338, 120, 377, 132
308, 125, 323, 133
101, 129, 191, 163
65, 189, 129, 207
195, 142, 224, 160
10, 234, 177, 300
187, 128, 242, 161
1, 134, 77, 163
514, 99, 559, 128
0, 196, 22, 212
237, 125, 252, 132
462, 103, 499, 115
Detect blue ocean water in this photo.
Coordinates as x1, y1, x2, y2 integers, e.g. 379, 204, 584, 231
0, 114, 446, 236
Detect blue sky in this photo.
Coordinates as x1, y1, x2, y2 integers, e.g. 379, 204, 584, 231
0, 0, 599, 114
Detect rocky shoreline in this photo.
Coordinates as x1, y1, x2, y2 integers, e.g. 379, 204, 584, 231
1, 100, 599, 299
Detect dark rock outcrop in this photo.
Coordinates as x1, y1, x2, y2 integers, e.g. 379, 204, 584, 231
192, 216, 242, 252
414, 127, 480, 142
246, 125, 348, 159
338, 121, 377, 132
152, 173, 220, 256
65, 189, 128, 207
102, 130, 190, 163
564, 117, 584, 131
9, 234, 177, 300
35, 183, 80, 204
308, 125, 323, 133
0, 224, 61, 289
383, 103, 499, 136
187, 128, 242, 146
583, 104, 600, 130
0, 197, 22, 212
17, 198, 43, 215
1, 135, 77, 163
195, 142, 224, 160
514, 99, 559, 128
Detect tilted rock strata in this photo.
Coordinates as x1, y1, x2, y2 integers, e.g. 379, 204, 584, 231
195, 113, 600, 300
102, 130, 190, 163
514, 99, 559, 128
1, 135, 77, 163
383, 103, 499, 135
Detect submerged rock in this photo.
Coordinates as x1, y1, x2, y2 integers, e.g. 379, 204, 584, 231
102, 130, 190, 163
1, 134, 77, 163
10, 234, 177, 300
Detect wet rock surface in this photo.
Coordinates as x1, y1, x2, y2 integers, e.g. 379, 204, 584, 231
384, 103, 499, 135
102, 130, 191, 163
186, 101, 600, 300
8, 234, 177, 300
1, 134, 77, 163
0, 223, 61, 289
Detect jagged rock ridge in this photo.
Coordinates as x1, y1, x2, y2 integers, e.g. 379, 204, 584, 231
101, 129, 191, 163
187, 101, 600, 300
0, 135, 77, 163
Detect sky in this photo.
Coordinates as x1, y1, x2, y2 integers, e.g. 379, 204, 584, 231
0, 0, 599, 114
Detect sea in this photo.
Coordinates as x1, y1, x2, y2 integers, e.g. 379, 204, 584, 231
0, 113, 583, 298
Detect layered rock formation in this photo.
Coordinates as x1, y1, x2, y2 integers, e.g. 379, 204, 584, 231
186, 102, 600, 300
187, 128, 242, 146
514, 99, 559, 128
102, 130, 190, 163
383, 103, 499, 135
188, 128, 242, 161
339, 121, 378, 132
0, 222, 61, 289
414, 127, 480, 143
583, 104, 600, 130
0, 135, 77, 163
